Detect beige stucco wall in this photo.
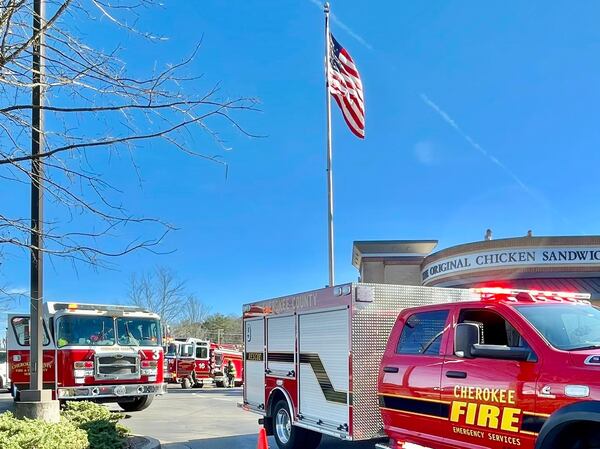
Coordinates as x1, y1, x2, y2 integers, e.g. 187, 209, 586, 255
360, 261, 422, 286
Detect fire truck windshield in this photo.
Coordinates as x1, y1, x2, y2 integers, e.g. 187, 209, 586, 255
56, 316, 115, 347
516, 304, 600, 351
116, 318, 160, 346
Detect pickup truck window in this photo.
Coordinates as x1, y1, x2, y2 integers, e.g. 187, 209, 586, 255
396, 310, 449, 355
516, 304, 600, 351
458, 309, 530, 348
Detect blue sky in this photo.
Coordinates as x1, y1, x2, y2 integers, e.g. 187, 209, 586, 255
3, 1, 600, 323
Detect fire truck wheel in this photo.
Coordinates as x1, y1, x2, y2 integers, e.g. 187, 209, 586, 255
193, 382, 204, 388
272, 400, 322, 449
215, 380, 225, 388
181, 378, 192, 389
118, 395, 154, 412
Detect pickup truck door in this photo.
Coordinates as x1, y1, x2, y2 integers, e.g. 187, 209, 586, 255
379, 307, 452, 448
440, 306, 539, 449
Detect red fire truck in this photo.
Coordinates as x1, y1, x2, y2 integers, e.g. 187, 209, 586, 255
165, 338, 243, 388
242, 283, 600, 449
7, 302, 167, 411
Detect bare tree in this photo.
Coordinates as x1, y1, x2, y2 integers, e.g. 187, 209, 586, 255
128, 266, 192, 326
0, 0, 258, 266
173, 296, 210, 338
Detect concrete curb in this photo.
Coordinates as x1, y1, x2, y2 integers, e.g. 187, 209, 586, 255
130, 435, 161, 449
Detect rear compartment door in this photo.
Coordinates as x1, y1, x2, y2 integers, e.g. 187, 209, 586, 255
298, 308, 349, 434
266, 315, 295, 377
378, 308, 450, 448
244, 318, 265, 410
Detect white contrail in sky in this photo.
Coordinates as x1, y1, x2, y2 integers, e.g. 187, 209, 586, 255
308, 0, 373, 51
420, 94, 532, 194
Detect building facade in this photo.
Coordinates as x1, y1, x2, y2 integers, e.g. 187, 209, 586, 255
352, 236, 600, 302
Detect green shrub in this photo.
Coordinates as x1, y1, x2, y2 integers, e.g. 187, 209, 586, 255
0, 401, 130, 449
62, 402, 129, 449
0, 412, 88, 449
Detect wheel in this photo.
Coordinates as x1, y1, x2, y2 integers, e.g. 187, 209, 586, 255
272, 400, 322, 449
192, 382, 204, 388
215, 380, 224, 388
234, 381, 243, 387
118, 395, 154, 412
570, 428, 600, 449
181, 377, 192, 389
553, 424, 600, 449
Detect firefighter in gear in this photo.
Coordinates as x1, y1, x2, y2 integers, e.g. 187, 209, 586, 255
225, 360, 236, 388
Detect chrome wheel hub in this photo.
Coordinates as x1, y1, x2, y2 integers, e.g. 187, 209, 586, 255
275, 408, 291, 444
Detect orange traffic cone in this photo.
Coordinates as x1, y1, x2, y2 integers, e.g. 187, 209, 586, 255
257, 426, 269, 449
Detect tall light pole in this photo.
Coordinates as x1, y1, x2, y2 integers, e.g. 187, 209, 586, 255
29, 0, 45, 398
15, 0, 59, 421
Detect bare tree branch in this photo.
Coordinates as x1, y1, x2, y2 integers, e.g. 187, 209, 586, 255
0, 0, 259, 266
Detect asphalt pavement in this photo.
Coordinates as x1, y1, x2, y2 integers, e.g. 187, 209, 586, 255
0, 385, 377, 449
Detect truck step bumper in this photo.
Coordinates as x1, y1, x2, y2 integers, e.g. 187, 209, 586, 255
57, 383, 168, 400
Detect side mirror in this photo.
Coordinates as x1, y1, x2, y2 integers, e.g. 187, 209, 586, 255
455, 323, 480, 358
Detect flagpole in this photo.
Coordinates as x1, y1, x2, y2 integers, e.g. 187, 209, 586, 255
324, 2, 335, 287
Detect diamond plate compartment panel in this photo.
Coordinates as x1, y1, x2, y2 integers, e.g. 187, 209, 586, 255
350, 283, 478, 441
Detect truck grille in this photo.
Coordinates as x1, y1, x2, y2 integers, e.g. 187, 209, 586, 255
95, 353, 140, 380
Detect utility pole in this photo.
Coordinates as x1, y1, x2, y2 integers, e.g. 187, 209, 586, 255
15, 0, 60, 421
29, 0, 45, 398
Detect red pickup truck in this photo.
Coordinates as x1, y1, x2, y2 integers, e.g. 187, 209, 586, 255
379, 287, 600, 449
242, 284, 600, 449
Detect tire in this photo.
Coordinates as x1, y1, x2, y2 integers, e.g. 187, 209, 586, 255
272, 400, 322, 449
553, 424, 600, 449
569, 428, 600, 449
193, 382, 204, 389
215, 380, 224, 388
181, 377, 192, 389
118, 395, 154, 412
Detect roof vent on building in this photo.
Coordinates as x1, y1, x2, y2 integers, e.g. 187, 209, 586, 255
484, 229, 493, 241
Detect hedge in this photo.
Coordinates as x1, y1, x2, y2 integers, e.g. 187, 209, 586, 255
0, 401, 129, 449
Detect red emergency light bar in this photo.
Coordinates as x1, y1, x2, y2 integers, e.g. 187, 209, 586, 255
471, 287, 592, 304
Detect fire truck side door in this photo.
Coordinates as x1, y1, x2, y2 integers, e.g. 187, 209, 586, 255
440, 307, 539, 449
244, 318, 265, 410
379, 307, 451, 449
194, 343, 210, 375
7, 314, 55, 391
178, 343, 195, 377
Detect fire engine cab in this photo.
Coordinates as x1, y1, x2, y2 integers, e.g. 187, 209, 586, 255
242, 283, 600, 449
7, 302, 167, 411
164, 338, 243, 388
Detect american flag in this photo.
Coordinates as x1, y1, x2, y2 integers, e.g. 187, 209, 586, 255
328, 33, 365, 139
